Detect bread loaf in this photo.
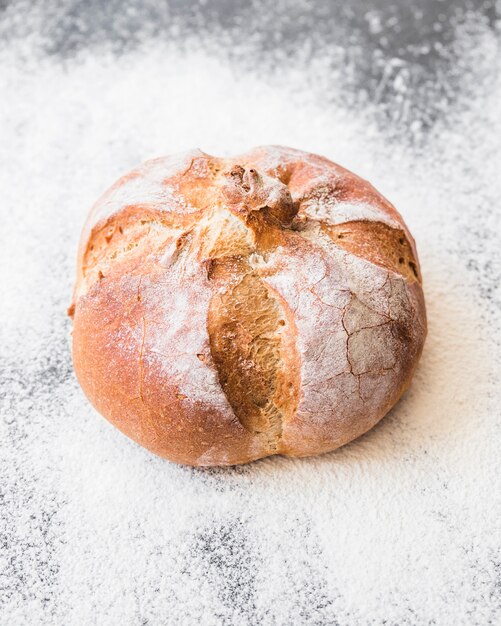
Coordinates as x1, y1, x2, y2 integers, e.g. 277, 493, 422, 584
69, 146, 426, 466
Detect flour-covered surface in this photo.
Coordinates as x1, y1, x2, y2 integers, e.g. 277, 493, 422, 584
1, 1, 501, 624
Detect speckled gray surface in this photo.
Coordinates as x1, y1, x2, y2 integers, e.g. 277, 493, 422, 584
1, 1, 501, 624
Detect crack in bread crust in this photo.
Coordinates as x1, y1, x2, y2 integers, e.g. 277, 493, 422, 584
195, 169, 302, 452
321, 220, 420, 282
207, 272, 299, 451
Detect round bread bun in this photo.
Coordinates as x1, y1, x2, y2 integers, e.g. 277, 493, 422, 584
69, 146, 426, 466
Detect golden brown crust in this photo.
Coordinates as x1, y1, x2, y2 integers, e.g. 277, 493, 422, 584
70, 146, 426, 466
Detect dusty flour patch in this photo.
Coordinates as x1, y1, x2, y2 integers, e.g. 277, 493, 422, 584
1, 15, 501, 626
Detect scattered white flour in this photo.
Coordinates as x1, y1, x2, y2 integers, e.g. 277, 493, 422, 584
1, 9, 500, 626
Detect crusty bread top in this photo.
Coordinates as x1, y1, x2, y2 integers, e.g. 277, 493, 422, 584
73, 146, 420, 300
70, 146, 426, 465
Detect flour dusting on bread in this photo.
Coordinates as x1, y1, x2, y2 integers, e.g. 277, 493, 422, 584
71, 146, 426, 466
